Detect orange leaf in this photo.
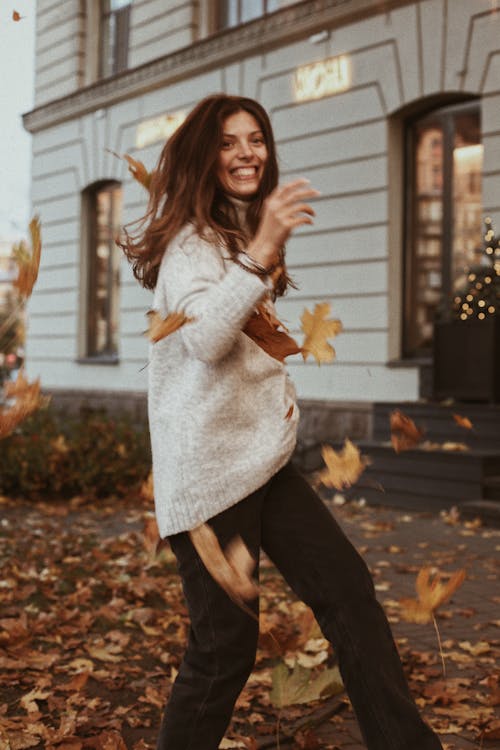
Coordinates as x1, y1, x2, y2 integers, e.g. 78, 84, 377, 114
399, 567, 466, 624
146, 310, 194, 343
0, 371, 50, 440
284, 404, 294, 421
390, 409, 424, 453
12, 10, 23, 21
318, 439, 370, 491
452, 413, 473, 430
243, 305, 301, 362
123, 154, 154, 191
189, 523, 258, 614
12, 216, 42, 298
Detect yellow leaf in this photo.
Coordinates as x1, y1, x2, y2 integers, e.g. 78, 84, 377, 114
146, 310, 194, 343
318, 439, 370, 491
300, 302, 342, 364
0, 371, 50, 440
123, 154, 154, 191
399, 567, 466, 624
12, 216, 42, 299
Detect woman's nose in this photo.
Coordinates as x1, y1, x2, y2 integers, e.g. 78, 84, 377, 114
236, 141, 253, 159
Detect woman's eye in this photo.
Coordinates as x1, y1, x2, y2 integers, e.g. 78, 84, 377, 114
252, 138, 264, 145
221, 141, 233, 149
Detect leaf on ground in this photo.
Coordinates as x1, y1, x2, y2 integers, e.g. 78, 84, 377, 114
189, 524, 258, 614
390, 409, 424, 453
12, 216, 42, 298
318, 439, 370, 490
243, 304, 301, 362
269, 661, 343, 708
300, 303, 342, 364
452, 413, 473, 430
399, 567, 466, 624
146, 310, 194, 343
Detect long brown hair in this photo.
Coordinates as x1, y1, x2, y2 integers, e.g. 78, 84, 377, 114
120, 94, 294, 295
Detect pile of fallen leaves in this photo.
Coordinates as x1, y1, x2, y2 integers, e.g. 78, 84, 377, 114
0, 492, 498, 749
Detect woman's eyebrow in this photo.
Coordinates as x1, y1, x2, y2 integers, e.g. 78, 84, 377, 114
222, 130, 264, 137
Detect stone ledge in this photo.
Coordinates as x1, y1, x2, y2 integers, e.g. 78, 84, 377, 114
24, 0, 415, 134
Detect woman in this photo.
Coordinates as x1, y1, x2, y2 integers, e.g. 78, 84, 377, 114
122, 94, 442, 750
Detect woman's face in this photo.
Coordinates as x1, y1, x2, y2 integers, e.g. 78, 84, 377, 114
216, 110, 268, 200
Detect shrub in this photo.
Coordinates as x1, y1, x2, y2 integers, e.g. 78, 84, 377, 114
0, 407, 151, 501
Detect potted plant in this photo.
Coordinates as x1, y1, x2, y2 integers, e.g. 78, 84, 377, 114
433, 217, 500, 402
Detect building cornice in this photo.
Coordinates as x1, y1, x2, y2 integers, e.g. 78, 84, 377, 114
23, 0, 414, 134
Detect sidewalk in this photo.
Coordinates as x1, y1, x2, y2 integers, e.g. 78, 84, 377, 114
309, 490, 500, 750
0, 490, 498, 750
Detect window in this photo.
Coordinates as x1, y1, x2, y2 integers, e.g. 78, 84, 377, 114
216, 0, 299, 29
99, 0, 132, 78
84, 181, 122, 360
404, 101, 483, 356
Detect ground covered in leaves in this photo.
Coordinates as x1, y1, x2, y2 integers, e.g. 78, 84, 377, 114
0, 489, 498, 750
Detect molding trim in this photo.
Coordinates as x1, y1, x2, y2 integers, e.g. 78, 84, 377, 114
24, 0, 415, 134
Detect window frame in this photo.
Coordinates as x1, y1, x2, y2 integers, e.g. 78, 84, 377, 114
81, 180, 122, 363
403, 99, 482, 358
99, 0, 132, 79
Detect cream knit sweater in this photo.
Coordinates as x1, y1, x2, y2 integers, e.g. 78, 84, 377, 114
148, 223, 299, 537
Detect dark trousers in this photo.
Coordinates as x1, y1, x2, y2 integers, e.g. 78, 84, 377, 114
156, 462, 442, 750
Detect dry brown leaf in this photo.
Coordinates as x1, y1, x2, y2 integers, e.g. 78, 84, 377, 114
244, 305, 301, 362
189, 523, 258, 614
123, 154, 154, 191
300, 302, 343, 364
399, 567, 466, 624
452, 413, 473, 430
284, 404, 294, 421
146, 310, 194, 343
140, 471, 154, 502
12, 216, 41, 298
12, 10, 23, 21
390, 409, 425, 453
318, 439, 370, 490
0, 373, 51, 440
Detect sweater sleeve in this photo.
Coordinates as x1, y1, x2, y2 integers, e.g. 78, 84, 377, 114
159, 232, 270, 364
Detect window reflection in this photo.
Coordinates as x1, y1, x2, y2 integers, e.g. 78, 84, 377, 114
406, 103, 483, 355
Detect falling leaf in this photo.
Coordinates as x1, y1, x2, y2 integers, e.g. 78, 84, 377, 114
189, 524, 258, 614
390, 409, 424, 453
399, 567, 466, 624
269, 661, 343, 708
318, 439, 370, 490
146, 310, 194, 343
12, 10, 23, 21
300, 302, 342, 364
0, 371, 51, 440
12, 216, 42, 298
452, 413, 473, 430
108, 150, 154, 191
243, 305, 301, 362
284, 404, 294, 420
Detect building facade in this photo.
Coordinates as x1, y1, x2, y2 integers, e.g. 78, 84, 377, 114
23, 0, 500, 442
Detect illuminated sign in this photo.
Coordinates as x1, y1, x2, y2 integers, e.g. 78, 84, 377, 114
136, 111, 186, 149
294, 55, 351, 102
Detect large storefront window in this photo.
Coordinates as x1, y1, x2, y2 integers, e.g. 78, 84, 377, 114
85, 181, 122, 359
404, 101, 483, 356
217, 0, 299, 29
99, 0, 131, 78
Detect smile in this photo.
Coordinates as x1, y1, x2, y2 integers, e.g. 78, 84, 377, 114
230, 166, 259, 178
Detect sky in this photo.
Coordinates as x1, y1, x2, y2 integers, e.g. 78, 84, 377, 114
0, 2, 35, 243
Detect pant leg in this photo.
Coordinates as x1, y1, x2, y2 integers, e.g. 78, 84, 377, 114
261, 462, 442, 750
156, 484, 267, 750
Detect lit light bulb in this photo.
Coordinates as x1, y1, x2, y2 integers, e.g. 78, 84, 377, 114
476, 282, 483, 289
478, 312, 486, 320
460, 313, 468, 320
485, 216, 492, 224
486, 246, 493, 254
466, 294, 474, 300
467, 308, 473, 315
468, 273, 476, 281
488, 306, 495, 314
478, 300, 486, 307
485, 277, 492, 284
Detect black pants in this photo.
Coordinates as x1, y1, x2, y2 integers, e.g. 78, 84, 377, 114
156, 462, 442, 750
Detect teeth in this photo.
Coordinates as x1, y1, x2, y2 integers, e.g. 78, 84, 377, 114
232, 167, 257, 176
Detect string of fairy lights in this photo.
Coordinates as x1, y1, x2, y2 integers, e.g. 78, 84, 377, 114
453, 217, 500, 321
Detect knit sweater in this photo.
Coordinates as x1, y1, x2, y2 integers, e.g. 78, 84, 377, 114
148, 223, 299, 537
